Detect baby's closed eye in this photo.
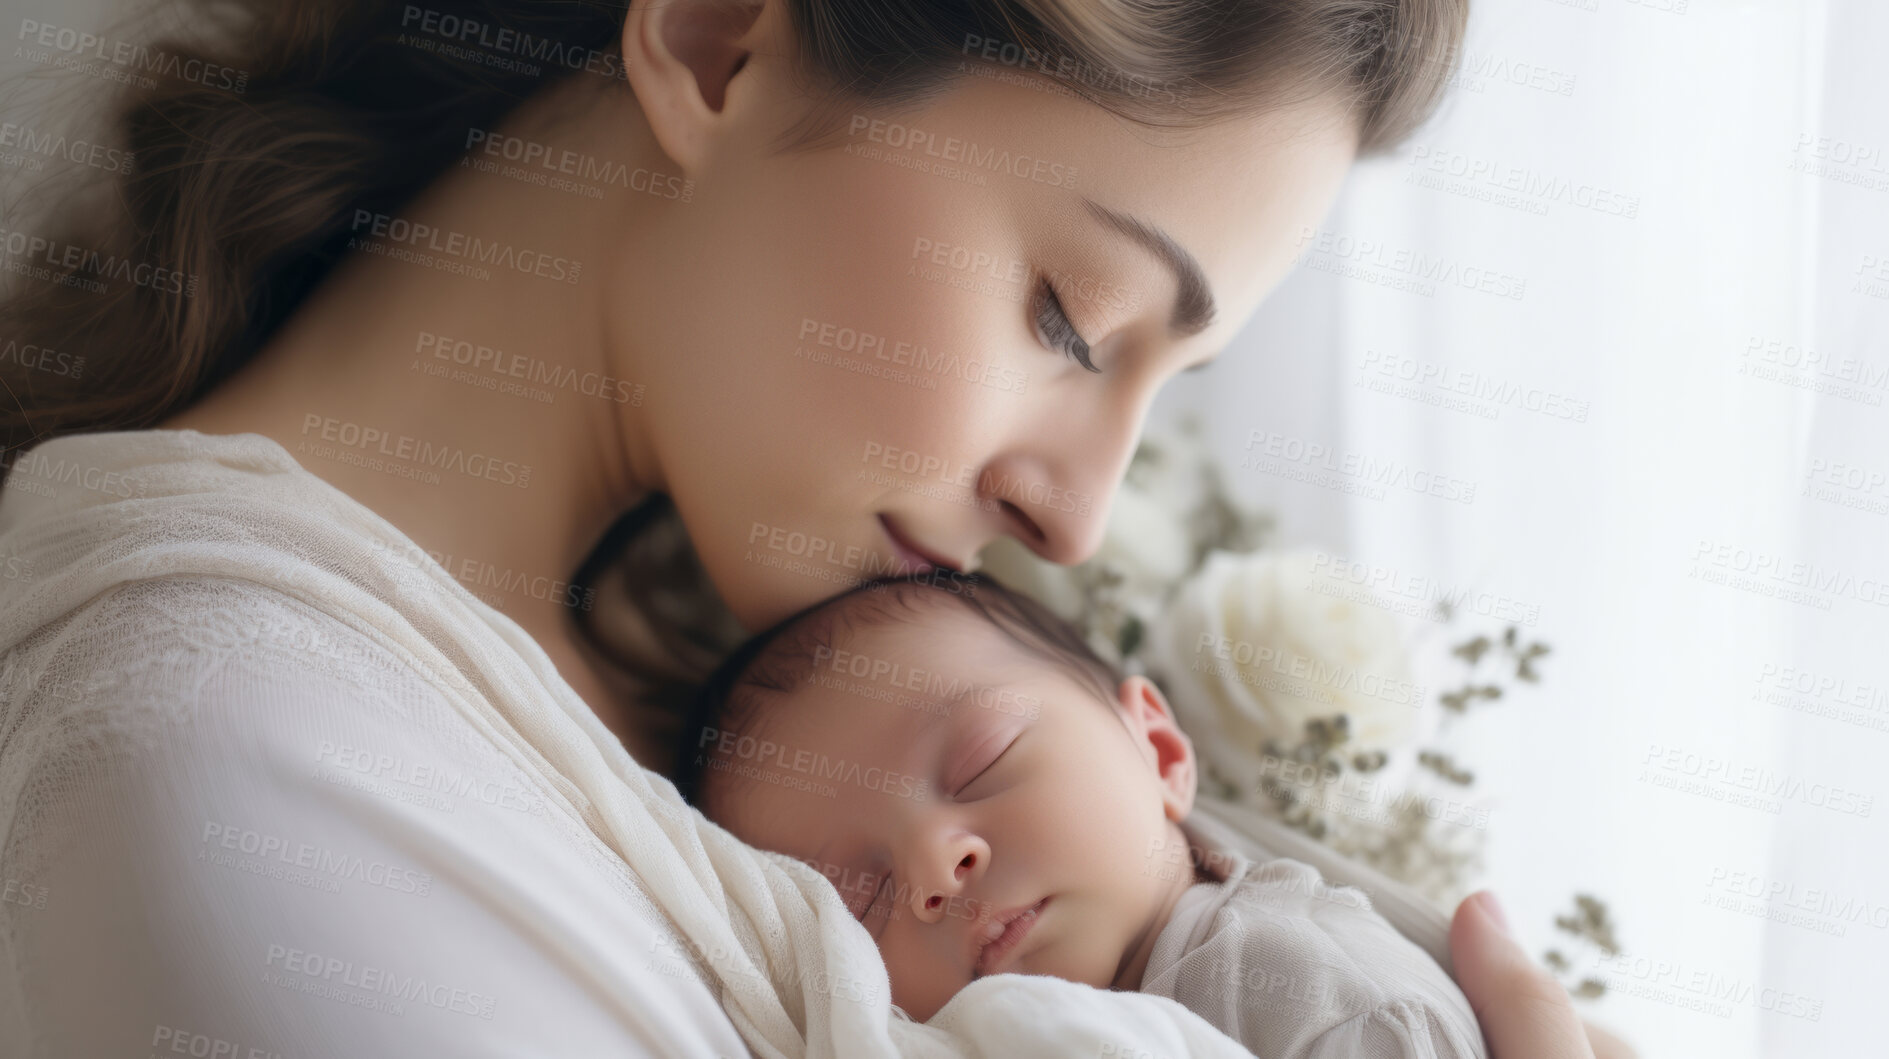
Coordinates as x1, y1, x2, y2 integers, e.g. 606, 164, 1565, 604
951, 727, 1025, 799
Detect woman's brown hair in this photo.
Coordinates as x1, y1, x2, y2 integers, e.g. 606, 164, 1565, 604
0, 0, 1466, 714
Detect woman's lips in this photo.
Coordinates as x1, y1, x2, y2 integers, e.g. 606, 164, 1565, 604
974, 897, 1048, 977
878, 514, 959, 574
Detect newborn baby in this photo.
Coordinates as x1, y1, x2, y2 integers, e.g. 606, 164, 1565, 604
676, 574, 1485, 1058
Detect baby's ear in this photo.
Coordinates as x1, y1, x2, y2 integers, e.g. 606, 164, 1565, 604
1116, 676, 1196, 821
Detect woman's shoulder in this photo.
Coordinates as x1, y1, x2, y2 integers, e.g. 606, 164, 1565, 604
0, 428, 484, 713
0, 574, 507, 852
0, 572, 744, 1057
0, 428, 305, 523
0, 434, 753, 1056
0, 427, 557, 847
8, 572, 447, 717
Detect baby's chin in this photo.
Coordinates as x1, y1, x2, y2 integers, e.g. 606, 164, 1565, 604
890, 977, 957, 1024
885, 897, 1146, 1019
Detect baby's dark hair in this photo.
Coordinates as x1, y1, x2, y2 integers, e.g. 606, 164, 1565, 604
673, 572, 1123, 808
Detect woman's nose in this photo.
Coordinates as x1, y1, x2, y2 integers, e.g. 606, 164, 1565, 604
906, 830, 990, 925
976, 379, 1154, 566
977, 443, 1130, 566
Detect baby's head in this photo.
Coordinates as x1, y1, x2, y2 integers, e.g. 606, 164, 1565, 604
677, 573, 1200, 1021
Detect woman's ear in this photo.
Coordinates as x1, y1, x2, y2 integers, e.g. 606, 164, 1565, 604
1117, 675, 1197, 821
621, 0, 786, 171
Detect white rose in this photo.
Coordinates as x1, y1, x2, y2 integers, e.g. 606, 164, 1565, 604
1142, 549, 1422, 796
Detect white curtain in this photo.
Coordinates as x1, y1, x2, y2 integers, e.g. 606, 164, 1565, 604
1153, 1, 1885, 1056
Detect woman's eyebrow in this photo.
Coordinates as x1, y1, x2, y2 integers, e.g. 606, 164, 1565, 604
1081, 197, 1217, 339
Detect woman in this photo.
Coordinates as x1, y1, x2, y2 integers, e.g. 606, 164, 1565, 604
0, 0, 1598, 1054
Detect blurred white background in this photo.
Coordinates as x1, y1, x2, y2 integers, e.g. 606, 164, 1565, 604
1151, 1, 1888, 1055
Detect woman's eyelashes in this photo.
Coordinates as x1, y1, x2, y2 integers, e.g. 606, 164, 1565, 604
1031, 278, 1100, 373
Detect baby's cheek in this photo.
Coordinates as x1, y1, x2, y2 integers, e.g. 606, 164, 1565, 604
1054, 918, 1132, 990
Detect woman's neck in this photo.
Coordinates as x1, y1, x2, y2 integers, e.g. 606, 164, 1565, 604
162, 76, 672, 719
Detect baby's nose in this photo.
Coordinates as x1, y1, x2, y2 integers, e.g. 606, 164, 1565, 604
910, 849, 982, 924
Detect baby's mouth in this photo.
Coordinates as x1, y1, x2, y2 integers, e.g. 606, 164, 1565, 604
973, 897, 1048, 978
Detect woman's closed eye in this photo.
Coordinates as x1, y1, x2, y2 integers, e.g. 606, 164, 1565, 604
1031, 277, 1099, 373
